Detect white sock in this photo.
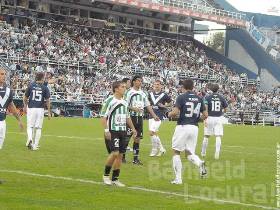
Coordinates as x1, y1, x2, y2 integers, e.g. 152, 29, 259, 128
34, 128, 42, 147
27, 127, 33, 143
150, 135, 157, 154
215, 136, 221, 156
172, 155, 182, 181
201, 137, 208, 156
0, 137, 4, 149
187, 154, 203, 167
156, 135, 164, 151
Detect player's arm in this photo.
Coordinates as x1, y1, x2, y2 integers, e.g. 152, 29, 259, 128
126, 117, 137, 138
23, 86, 30, 113
100, 99, 111, 140
144, 93, 160, 121
200, 99, 208, 121
45, 87, 51, 120
146, 105, 160, 121
8, 102, 24, 131
46, 98, 51, 120
168, 106, 180, 118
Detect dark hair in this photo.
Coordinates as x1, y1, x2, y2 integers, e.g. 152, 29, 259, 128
122, 78, 130, 83
211, 84, 219, 93
35, 72, 45, 81
112, 81, 124, 93
131, 75, 142, 85
182, 79, 194, 90
154, 80, 162, 85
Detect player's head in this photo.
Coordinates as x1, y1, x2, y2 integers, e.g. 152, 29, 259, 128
182, 79, 194, 91
35, 72, 45, 83
131, 75, 142, 89
122, 78, 131, 89
153, 80, 162, 92
0, 68, 6, 84
211, 84, 219, 93
112, 81, 126, 96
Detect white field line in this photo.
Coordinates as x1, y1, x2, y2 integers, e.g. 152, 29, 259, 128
0, 169, 277, 210
8, 131, 274, 154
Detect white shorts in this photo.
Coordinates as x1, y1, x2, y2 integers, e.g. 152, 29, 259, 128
148, 119, 161, 133
0, 121, 6, 141
172, 125, 198, 153
27, 108, 45, 129
204, 116, 224, 136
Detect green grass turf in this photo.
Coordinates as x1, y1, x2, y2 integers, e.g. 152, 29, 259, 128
0, 117, 279, 210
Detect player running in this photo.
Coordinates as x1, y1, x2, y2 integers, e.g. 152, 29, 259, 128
124, 75, 159, 165
0, 68, 24, 183
168, 79, 208, 184
148, 80, 171, 157
201, 83, 228, 160
23, 72, 51, 151
101, 81, 137, 187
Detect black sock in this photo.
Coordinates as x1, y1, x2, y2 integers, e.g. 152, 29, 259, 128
112, 169, 120, 181
104, 165, 112, 176
133, 142, 139, 161
122, 153, 126, 160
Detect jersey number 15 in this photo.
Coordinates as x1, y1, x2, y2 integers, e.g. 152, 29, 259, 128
32, 90, 42, 102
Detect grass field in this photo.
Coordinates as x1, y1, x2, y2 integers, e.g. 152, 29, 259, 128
0, 117, 279, 210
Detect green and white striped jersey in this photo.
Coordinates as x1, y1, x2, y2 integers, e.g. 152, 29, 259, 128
100, 96, 129, 131
125, 88, 150, 117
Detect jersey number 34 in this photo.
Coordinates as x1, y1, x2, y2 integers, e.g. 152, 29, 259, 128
185, 102, 201, 117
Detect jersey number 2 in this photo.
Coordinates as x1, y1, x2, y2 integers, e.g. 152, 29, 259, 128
32, 90, 42, 102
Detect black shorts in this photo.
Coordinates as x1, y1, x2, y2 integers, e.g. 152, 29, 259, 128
104, 131, 127, 154
131, 116, 143, 139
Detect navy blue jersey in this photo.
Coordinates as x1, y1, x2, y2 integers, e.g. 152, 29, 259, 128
148, 91, 171, 120
175, 92, 205, 126
205, 93, 228, 117
25, 82, 50, 108
0, 86, 13, 121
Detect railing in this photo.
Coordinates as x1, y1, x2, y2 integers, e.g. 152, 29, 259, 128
155, 0, 246, 20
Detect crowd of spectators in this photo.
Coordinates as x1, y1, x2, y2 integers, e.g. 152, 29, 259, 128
0, 18, 279, 113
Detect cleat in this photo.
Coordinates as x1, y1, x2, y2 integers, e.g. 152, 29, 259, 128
112, 180, 125, 187
103, 176, 112, 185
157, 148, 166, 156
201, 153, 206, 158
26, 140, 32, 149
200, 161, 207, 178
149, 150, 158, 157
31, 146, 39, 151
171, 179, 182, 185
122, 158, 127, 164
132, 160, 143, 165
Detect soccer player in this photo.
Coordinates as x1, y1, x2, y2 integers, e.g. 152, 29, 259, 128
0, 68, 24, 183
121, 78, 133, 163
168, 79, 208, 184
101, 81, 137, 186
23, 72, 51, 151
125, 75, 159, 165
201, 84, 228, 159
104, 78, 131, 156
148, 80, 171, 157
